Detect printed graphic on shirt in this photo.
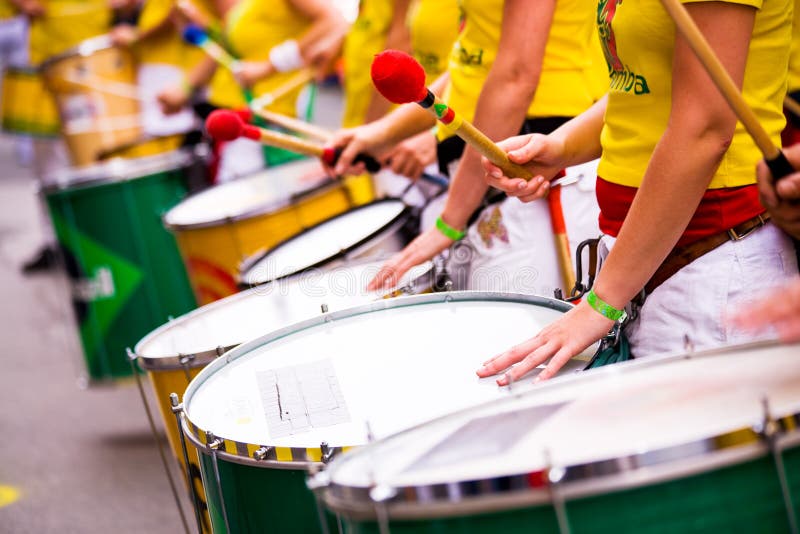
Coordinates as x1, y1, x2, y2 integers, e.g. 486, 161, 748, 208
597, 0, 650, 95
477, 206, 509, 248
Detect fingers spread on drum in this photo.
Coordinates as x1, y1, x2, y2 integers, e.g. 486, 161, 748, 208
476, 335, 543, 381
367, 260, 403, 291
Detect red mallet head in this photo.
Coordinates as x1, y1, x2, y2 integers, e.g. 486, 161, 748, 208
205, 109, 260, 142
371, 50, 428, 104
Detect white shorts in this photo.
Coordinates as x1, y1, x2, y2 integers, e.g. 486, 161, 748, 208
600, 222, 799, 357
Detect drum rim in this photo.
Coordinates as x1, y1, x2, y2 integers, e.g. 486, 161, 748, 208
39, 34, 116, 73
134, 257, 436, 371
238, 198, 412, 287
41, 149, 194, 193
162, 171, 344, 231
179, 291, 577, 469
317, 339, 800, 520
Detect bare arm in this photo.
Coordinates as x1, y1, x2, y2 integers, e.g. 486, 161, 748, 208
441, 0, 556, 229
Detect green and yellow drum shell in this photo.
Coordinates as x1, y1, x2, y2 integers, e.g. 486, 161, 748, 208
134, 259, 436, 534
320, 341, 800, 534
45, 151, 197, 383
163, 159, 374, 305
1, 66, 60, 137
180, 292, 596, 533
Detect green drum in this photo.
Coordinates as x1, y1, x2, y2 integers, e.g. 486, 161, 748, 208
317, 341, 800, 534
179, 292, 597, 533
45, 151, 198, 383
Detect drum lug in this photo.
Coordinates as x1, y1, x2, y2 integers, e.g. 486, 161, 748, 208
253, 446, 273, 461
320, 441, 335, 464
169, 392, 184, 414
320, 303, 329, 314
215, 346, 226, 357
205, 431, 224, 451
179, 353, 196, 367
369, 484, 397, 503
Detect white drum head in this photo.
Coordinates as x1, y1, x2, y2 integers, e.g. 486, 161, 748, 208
242, 200, 408, 285
183, 293, 594, 454
163, 159, 329, 227
135, 259, 433, 367
327, 342, 800, 492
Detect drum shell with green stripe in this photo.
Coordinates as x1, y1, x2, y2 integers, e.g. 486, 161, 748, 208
321, 342, 800, 534
45, 152, 198, 382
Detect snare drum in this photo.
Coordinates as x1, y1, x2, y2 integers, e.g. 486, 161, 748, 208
134, 259, 434, 534
45, 151, 197, 383
41, 35, 142, 166
240, 198, 415, 287
0, 66, 60, 136
320, 341, 800, 534
178, 292, 595, 534
164, 159, 373, 305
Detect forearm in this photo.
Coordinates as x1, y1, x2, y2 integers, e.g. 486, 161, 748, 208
186, 56, 218, 88
367, 103, 436, 151
593, 126, 731, 308
550, 95, 607, 168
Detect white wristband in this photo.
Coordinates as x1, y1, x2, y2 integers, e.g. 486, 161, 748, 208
268, 39, 303, 73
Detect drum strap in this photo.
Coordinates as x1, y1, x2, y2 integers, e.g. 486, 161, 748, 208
644, 213, 770, 296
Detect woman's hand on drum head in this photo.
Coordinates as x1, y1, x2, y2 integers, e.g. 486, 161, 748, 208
482, 134, 566, 202
477, 301, 614, 385
381, 131, 437, 181
367, 228, 453, 292
731, 276, 800, 343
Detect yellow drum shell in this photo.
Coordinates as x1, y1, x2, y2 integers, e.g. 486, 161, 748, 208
41, 36, 142, 167
1, 67, 60, 137
165, 162, 374, 305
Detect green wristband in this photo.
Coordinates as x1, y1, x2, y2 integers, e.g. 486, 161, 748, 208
587, 289, 627, 322
435, 216, 466, 241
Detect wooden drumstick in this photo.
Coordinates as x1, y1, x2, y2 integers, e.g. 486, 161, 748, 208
205, 110, 381, 172
370, 50, 576, 292
784, 96, 800, 120
183, 24, 239, 72
249, 69, 315, 110
249, 108, 332, 142
659, 0, 794, 180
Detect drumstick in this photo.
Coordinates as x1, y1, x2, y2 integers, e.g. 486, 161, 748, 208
206, 110, 450, 188
61, 73, 142, 100
784, 96, 800, 120
247, 108, 332, 141
658, 0, 794, 180
370, 50, 576, 292
182, 24, 239, 72
548, 175, 577, 293
249, 69, 315, 110
205, 110, 381, 172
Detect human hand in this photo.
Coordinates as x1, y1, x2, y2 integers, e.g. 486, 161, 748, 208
323, 123, 387, 177
233, 60, 273, 88
157, 83, 191, 115
109, 24, 139, 47
732, 276, 800, 343
476, 301, 614, 384
756, 155, 800, 240
481, 134, 565, 202
380, 130, 437, 181
367, 227, 454, 291
15, 0, 45, 17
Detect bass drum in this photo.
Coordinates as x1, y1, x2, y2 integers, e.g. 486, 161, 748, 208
178, 292, 596, 534
320, 340, 800, 534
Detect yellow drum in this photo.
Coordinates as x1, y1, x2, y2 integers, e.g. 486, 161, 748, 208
41, 35, 142, 166
163, 159, 374, 304
133, 258, 435, 534
99, 134, 185, 160
1, 66, 60, 136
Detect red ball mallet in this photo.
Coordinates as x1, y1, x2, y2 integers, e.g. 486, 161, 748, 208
371, 50, 535, 181
372, 50, 576, 292
204, 110, 381, 172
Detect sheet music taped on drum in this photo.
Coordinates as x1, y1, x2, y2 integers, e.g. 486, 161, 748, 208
257, 360, 351, 437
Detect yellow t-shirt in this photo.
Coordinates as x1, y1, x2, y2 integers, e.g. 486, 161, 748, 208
208, 0, 310, 116
136, 0, 210, 69
29, 0, 112, 64
597, 0, 791, 189
787, 0, 800, 92
408, 0, 461, 85
438, 0, 600, 141
341, 0, 394, 127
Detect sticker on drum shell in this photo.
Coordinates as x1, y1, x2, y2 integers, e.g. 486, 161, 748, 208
60, 93, 105, 133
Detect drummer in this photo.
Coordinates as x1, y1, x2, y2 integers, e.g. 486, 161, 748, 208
12, 0, 113, 273
479, 0, 796, 383
158, 0, 348, 182
328, 0, 605, 297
